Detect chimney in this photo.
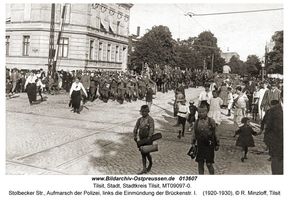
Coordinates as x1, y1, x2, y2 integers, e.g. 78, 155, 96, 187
136, 26, 140, 37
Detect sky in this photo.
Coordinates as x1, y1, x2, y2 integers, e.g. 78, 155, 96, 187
129, 3, 283, 61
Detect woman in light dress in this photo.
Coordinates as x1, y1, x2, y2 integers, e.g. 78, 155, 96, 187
257, 83, 268, 120
233, 86, 249, 128
208, 90, 223, 125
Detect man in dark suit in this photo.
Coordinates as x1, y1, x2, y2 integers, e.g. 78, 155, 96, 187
263, 99, 283, 174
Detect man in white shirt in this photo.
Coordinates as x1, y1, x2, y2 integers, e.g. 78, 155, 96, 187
223, 65, 231, 74
69, 77, 88, 114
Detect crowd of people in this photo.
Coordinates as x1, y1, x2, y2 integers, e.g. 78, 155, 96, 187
172, 73, 283, 174
6, 66, 214, 109
6, 66, 283, 175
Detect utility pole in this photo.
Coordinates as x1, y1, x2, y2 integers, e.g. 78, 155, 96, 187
203, 58, 206, 71
53, 4, 67, 76
211, 53, 214, 72
48, 3, 55, 75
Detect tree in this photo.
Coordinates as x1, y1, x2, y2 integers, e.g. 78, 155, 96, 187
212, 54, 226, 73
173, 38, 202, 70
192, 31, 225, 72
192, 31, 218, 69
245, 55, 261, 76
266, 31, 283, 74
130, 25, 175, 70
228, 55, 247, 75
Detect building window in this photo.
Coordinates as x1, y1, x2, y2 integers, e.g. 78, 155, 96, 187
107, 44, 111, 61
59, 37, 69, 58
89, 40, 94, 60
6, 36, 10, 56
119, 45, 122, 62
23, 35, 30, 56
115, 46, 119, 62
98, 42, 103, 61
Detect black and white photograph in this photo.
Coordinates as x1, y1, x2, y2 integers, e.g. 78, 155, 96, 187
4, 1, 284, 178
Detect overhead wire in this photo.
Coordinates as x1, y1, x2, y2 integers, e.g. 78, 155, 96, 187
173, 4, 206, 30
186, 8, 283, 17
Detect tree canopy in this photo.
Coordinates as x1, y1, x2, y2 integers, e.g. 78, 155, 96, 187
245, 55, 261, 76
266, 30, 283, 74
130, 25, 175, 70
130, 26, 282, 75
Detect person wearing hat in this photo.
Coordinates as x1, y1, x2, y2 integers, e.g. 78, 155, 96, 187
11, 68, 20, 94
81, 70, 91, 103
260, 82, 281, 113
234, 117, 257, 162
191, 106, 219, 174
133, 105, 155, 174
173, 91, 185, 119
261, 97, 283, 174
69, 77, 87, 114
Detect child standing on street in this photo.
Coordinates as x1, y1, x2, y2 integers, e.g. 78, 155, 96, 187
208, 90, 223, 126
251, 86, 259, 121
177, 98, 189, 139
187, 99, 198, 131
234, 117, 257, 162
227, 87, 233, 116
146, 85, 153, 111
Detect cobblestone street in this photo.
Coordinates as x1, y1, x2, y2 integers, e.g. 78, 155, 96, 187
6, 87, 271, 175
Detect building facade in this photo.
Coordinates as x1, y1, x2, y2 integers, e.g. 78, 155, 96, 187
221, 51, 240, 63
6, 3, 133, 71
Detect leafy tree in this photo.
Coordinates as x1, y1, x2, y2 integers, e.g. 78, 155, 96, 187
192, 31, 225, 72
212, 54, 226, 73
192, 31, 218, 69
245, 55, 261, 76
266, 31, 283, 74
173, 38, 202, 70
228, 55, 247, 75
130, 25, 175, 70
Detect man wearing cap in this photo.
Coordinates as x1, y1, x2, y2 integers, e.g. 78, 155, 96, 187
11, 68, 20, 94
261, 96, 283, 174
81, 70, 91, 102
133, 105, 155, 174
261, 82, 281, 113
191, 106, 219, 174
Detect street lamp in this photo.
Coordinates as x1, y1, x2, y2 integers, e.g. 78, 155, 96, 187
261, 61, 265, 81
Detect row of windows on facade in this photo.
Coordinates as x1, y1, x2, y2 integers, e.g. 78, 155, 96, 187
5, 35, 126, 63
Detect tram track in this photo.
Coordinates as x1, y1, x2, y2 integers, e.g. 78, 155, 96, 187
9, 104, 168, 162
6, 160, 67, 175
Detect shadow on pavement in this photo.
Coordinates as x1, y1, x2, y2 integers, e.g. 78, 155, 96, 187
32, 96, 48, 105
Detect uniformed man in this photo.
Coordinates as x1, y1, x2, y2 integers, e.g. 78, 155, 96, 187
81, 70, 91, 102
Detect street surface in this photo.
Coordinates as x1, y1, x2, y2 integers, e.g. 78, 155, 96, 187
6, 87, 271, 175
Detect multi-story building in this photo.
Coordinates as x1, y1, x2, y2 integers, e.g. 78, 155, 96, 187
5, 3, 133, 71
221, 51, 240, 63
